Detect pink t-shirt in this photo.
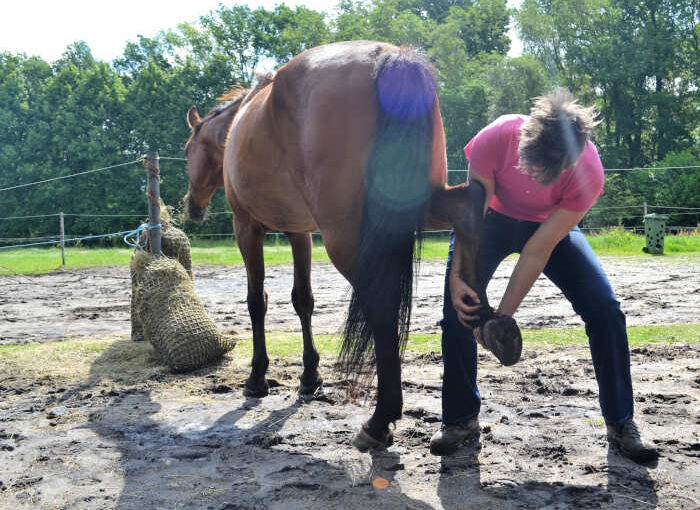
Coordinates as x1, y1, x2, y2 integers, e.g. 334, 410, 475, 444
463, 114, 604, 222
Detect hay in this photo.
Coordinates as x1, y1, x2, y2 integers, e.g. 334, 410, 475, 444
131, 221, 192, 342
130, 221, 235, 373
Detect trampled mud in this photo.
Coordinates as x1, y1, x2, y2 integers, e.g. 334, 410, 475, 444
0, 256, 698, 508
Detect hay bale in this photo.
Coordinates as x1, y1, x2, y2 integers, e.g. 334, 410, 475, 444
131, 221, 193, 341
131, 250, 235, 373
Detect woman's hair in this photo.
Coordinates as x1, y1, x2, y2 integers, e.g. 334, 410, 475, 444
519, 87, 599, 185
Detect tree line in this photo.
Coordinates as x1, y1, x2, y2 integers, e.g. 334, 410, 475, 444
1, 0, 698, 242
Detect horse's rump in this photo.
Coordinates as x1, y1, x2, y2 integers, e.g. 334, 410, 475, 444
339, 47, 437, 377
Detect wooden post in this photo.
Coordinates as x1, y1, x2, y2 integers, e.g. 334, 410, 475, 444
643, 202, 648, 216
59, 212, 66, 266
145, 152, 162, 257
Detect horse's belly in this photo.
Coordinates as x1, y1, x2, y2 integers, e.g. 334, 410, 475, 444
224, 89, 318, 232
232, 172, 318, 232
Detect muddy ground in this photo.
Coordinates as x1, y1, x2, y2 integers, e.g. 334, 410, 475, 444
0, 256, 699, 509
1, 256, 699, 344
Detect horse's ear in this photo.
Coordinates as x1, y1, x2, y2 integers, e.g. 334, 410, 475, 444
187, 106, 202, 129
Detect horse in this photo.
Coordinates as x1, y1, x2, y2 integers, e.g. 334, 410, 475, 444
183, 41, 521, 451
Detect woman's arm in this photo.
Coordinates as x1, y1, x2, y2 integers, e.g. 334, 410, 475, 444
497, 207, 587, 316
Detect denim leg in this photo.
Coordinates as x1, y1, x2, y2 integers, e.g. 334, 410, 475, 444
543, 227, 634, 425
441, 212, 514, 424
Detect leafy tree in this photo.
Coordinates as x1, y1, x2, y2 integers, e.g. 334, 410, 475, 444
1, 0, 697, 242
265, 5, 331, 63
483, 54, 550, 118
332, 1, 372, 41
517, 0, 698, 168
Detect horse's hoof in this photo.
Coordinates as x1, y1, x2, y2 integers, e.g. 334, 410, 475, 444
298, 374, 323, 396
351, 426, 394, 452
243, 380, 269, 398
481, 315, 522, 366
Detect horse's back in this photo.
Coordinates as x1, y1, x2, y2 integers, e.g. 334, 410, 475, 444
273, 42, 394, 223
273, 40, 447, 212
225, 42, 394, 249
225, 41, 446, 277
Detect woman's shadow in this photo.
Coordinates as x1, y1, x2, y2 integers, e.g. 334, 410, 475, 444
81, 339, 434, 510
436, 435, 658, 509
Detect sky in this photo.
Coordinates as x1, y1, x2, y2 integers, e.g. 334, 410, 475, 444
1, 0, 522, 64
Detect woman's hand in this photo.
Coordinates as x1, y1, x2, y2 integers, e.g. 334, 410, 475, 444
449, 271, 481, 328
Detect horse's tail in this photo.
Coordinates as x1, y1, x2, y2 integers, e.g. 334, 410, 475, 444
339, 49, 436, 379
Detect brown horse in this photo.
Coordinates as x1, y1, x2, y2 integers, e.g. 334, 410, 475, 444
184, 41, 520, 451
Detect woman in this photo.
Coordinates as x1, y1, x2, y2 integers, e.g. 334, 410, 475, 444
431, 88, 658, 463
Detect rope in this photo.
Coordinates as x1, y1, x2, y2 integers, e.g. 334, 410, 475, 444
590, 205, 643, 211
0, 212, 146, 221
63, 213, 146, 217
124, 223, 161, 250
0, 223, 162, 251
123, 224, 148, 249
0, 159, 143, 192
0, 213, 61, 220
603, 165, 700, 172
0, 229, 136, 250
0, 235, 63, 242
446, 165, 700, 174
648, 206, 700, 211
158, 156, 187, 161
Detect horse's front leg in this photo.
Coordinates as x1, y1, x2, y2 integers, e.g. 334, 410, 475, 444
235, 214, 270, 397
286, 232, 322, 396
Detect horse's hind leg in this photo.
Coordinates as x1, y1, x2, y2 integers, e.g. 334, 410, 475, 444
235, 213, 270, 397
287, 232, 322, 395
357, 326, 402, 450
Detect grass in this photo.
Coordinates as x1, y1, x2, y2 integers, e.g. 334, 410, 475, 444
2, 325, 697, 373
1, 229, 698, 275
586, 228, 700, 256
229, 323, 700, 358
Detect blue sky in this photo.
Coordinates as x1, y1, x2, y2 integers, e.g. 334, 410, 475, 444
1, 0, 522, 63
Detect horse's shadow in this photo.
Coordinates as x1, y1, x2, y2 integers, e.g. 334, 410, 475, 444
82, 340, 433, 509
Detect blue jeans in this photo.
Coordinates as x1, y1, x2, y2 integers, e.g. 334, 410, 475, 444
441, 209, 634, 426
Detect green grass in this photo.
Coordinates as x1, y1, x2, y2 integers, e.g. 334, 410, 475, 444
193, 323, 700, 358
586, 228, 700, 256
1, 325, 697, 364
1, 230, 698, 275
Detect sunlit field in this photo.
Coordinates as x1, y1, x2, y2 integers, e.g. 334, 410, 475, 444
1, 229, 698, 275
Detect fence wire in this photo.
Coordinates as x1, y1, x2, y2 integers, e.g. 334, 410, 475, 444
1, 157, 697, 251
0, 159, 143, 192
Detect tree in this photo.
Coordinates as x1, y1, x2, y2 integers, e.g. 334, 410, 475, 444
517, 0, 699, 168
265, 5, 331, 64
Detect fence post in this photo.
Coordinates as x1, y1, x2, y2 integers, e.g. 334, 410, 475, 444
59, 211, 66, 266
145, 152, 162, 257
644, 202, 648, 216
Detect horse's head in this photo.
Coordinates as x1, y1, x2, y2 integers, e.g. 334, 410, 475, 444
183, 106, 223, 221
183, 90, 248, 221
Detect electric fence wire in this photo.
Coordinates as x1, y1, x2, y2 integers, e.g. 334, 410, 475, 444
0, 159, 143, 192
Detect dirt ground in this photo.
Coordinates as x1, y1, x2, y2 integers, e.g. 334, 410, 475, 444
1, 255, 699, 509
1, 256, 699, 344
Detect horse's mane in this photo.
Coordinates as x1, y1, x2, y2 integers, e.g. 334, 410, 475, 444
203, 73, 276, 122
202, 86, 249, 122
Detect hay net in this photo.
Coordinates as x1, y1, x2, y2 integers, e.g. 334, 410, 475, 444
130, 218, 235, 373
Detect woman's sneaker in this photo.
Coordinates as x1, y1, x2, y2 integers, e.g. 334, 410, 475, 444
430, 419, 480, 455
607, 419, 659, 462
